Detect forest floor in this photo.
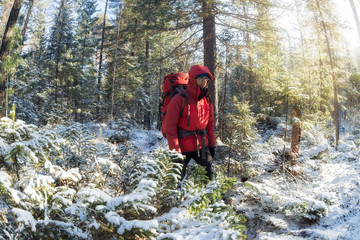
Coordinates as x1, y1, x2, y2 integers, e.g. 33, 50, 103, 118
135, 119, 360, 240
3, 117, 358, 239
221, 121, 360, 240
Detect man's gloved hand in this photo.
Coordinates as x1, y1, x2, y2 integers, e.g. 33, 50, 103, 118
209, 146, 216, 158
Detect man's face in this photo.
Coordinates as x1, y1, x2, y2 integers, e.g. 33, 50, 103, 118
196, 76, 210, 89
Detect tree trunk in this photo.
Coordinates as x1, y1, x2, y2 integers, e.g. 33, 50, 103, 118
289, 108, 301, 165
0, 0, 23, 118
243, 0, 253, 107
220, 43, 229, 141
157, 35, 163, 130
0, 0, 22, 61
202, 0, 218, 129
20, 0, 34, 45
315, 0, 339, 147
144, 38, 151, 130
97, 0, 108, 121
54, 49, 60, 105
349, 0, 360, 41
282, 85, 289, 169
1, 0, 12, 40
110, 12, 123, 120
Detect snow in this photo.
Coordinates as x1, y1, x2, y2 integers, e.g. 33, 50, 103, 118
0, 138, 9, 154
54, 167, 82, 183
77, 187, 111, 203
104, 211, 159, 234
12, 208, 37, 232
96, 157, 121, 173
0, 171, 22, 204
230, 125, 360, 240
3, 121, 360, 239
107, 178, 158, 213
156, 204, 242, 240
129, 129, 163, 153
117, 219, 159, 234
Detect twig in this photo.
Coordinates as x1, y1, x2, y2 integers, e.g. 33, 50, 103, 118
283, 167, 297, 183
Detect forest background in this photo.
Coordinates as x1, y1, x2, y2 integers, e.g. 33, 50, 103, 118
1, 0, 360, 142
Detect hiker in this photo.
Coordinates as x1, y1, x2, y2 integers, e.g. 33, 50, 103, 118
164, 65, 216, 180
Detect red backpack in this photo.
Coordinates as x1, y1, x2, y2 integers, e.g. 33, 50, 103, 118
160, 73, 189, 137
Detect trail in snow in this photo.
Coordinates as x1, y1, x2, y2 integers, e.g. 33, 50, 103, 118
129, 129, 165, 153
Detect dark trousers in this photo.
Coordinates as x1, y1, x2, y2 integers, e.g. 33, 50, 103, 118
181, 148, 213, 180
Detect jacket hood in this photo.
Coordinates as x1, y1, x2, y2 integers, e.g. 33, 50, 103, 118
188, 65, 213, 87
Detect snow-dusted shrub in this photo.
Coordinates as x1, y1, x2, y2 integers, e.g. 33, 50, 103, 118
223, 98, 258, 154
301, 144, 329, 159
279, 198, 328, 223
54, 123, 96, 167
66, 149, 246, 239
89, 115, 134, 142
157, 201, 246, 240
152, 150, 183, 210
103, 117, 133, 144
0, 120, 118, 239
337, 141, 356, 153
0, 117, 58, 173
0, 118, 246, 239
300, 125, 327, 148
12, 208, 87, 240
184, 170, 238, 215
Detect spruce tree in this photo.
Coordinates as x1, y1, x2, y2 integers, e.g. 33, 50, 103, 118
72, 0, 98, 123
45, 0, 74, 124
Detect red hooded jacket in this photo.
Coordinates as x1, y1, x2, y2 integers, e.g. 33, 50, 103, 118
164, 65, 216, 153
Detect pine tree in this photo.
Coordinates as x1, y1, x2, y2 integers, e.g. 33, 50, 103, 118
45, 0, 74, 124
105, 0, 193, 128
72, 0, 98, 123
95, 0, 108, 122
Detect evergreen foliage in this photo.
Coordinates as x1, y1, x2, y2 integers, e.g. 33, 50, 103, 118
223, 97, 258, 154
1, 0, 354, 132
0, 119, 246, 239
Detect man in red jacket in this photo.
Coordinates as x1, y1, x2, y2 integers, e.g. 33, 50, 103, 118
164, 65, 216, 180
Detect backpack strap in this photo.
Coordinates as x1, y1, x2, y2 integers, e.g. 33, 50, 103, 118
176, 87, 190, 127
206, 94, 212, 105
170, 78, 177, 98
178, 129, 208, 159
180, 96, 186, 119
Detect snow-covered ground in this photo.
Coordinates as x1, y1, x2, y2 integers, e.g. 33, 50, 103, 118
227, 124, 360, 240
125, 123, 360, 240
2, 117, 360, 239
100, 122, 360, 239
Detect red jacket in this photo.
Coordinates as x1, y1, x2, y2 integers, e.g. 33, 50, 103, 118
164, 65, 216, 153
